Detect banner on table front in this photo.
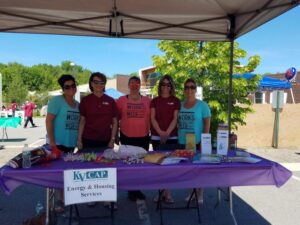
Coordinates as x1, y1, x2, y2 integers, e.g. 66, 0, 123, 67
64, 168, 117, 205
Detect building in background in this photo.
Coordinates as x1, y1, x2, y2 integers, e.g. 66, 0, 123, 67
252, 72, 300, 104
139, 66, 159, 97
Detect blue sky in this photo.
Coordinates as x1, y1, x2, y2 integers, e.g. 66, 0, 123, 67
0, 6, 299, 77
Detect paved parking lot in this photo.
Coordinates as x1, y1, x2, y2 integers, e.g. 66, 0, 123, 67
0, 117, 300, 225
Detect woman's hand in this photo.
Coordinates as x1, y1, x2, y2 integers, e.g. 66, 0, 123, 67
160, 131, 169, 144
77, 139, 83, 150
108, 139, 115, 149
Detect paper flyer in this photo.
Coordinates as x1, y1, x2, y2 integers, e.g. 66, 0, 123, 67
201, 133, 212, 155
217, 130, 229, 155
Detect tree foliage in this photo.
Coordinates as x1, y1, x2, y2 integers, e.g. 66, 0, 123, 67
0, 60, 92, 107
152, 41, 261, 137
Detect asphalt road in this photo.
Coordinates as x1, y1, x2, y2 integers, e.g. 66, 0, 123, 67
0, 117, 300, 225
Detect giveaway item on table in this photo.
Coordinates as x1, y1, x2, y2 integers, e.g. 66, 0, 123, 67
143, 153, 167, 164
185, 132, 196, 151
102, 145, 147, 160
171, 149, 195, 158
160, 156, 189, 165
226, 156, 262, 163
7, 145, 62, 169
192, 154, 222, 164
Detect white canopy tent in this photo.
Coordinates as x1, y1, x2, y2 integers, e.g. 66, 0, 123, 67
0, 0, 299, 131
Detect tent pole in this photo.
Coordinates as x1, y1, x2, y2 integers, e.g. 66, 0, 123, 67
228, 39, 234, 136
227, 15, 235, 137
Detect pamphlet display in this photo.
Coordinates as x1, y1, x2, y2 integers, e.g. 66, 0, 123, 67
201, 133, 212, 155
217, 129, 229, 155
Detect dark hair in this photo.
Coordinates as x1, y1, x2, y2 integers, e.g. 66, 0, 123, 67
58, 74, 76, 89
184, 78, 197, 87
89, 72, 107, 92
128, 76, 141, 84
158, 74, 175, 96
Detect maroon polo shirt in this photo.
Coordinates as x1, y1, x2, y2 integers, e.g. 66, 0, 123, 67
150, 96, 181, 137
80, 93, 117, 141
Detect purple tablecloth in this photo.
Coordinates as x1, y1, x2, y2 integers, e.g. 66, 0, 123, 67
0, 150, 292, 195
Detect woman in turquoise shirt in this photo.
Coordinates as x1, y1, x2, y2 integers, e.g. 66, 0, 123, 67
178, 78, 211, 204
46, 74, 80, 213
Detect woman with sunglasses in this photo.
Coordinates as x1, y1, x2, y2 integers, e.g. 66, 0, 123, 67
46, 74, 80, 153
77, 72, 118, 150
116, 76, 151, 201
46, 74, 80, 213
151, 75, 180, 150
77, 72, 118, 209
178, 78, 211, 204
150, 74, 180, 204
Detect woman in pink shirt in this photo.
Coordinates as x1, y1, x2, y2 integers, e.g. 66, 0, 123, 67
116, 76, 151, 201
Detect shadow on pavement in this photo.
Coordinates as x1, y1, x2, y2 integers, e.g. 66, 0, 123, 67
0, 186, 271, 225
0, 138, 27, 142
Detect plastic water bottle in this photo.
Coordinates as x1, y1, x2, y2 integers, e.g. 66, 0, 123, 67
35, 201, 44, 215
22, 144, 31, 169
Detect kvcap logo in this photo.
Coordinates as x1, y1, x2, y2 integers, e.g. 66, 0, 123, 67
73, 170, 108, 182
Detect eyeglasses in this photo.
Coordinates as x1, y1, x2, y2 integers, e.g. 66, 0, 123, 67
63, 84, 76, 90
92, 80, 105, 85
129, 82, 140, 86
184, 85, 196, 90
161, 83, 171, 87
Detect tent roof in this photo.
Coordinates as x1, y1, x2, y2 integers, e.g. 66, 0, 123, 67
105, 88, 124, 99
0, 0, 299, 41
233, 73, 292, 90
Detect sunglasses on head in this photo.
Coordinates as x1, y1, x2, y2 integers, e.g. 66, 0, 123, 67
184, 85, 196, 90
63, 83, 76, 90
161, 83, 171, 87
92, 80, 105, 85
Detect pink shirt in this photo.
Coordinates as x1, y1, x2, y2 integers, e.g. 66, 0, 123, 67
23, 102, 36, 117
116, 95, 151, 137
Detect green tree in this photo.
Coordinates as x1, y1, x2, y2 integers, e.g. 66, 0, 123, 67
152, 41, 261, 137
5, 74, 28, 105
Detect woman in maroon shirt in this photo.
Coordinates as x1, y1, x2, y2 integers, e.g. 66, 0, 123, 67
151, 74, 180, 203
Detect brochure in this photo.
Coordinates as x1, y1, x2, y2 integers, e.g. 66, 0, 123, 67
193, 154, 222, 164
217, 130, 229, 155
227, 156, 261, 163
201, 133, 212, 155
160, 157, 189, 165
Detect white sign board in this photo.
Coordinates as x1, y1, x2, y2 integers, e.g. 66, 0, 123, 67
217, 130, 229, 156
64, 168, 117, 205
201, 133, 212, 155
272, 91, 284, 109
195, 86, 203, 100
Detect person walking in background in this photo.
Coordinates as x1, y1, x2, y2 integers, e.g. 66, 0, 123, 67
11, 100, 17, 117
116, 76, 151, 201
23, 100, 37, 128
150, 75, 180, 204
46, 74, 80, 213
178, 78, 211, 204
